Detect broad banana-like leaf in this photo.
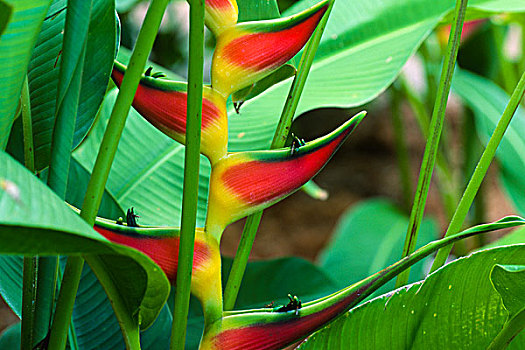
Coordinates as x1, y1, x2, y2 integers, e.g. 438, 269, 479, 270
0, 0, 51, 148
298, 250, 525, 349
112, 62, 228, 164
0, 150, 169, 330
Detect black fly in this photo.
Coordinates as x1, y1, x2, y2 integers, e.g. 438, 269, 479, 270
144, 66, 166, 79
272, 294, 302, 316
290, 133, 306, 156
126, 207, 140, 227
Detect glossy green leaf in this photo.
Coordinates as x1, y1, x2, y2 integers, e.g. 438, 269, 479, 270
0, 0, 51, 149
489, 265, 525, 349
237, 0, 280, 22
73, 88, 211, 227
452, 69, 525, 216
226, 0, 525, 153
0, 1, 12, 37
0, 150, 170, 330
299, 245, 525, 350
7, 0, 116, 171
491, 265, 525, 318
0, 259, 172, 349
319, 199, 437, 292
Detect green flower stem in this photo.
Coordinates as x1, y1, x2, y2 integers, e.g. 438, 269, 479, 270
395, 0, 468, 288
47, 1, 169, 349
170, 0, 205, 348
21, 75, 38, 350
21, 76, 34, 173
430, 70, 525, 272
399, 77, 457, 219
223, 0, 334, 311
391, 84, 413, 211
223, 212, 263, 311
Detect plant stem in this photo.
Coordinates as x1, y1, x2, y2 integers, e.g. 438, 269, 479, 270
399, 77, 457, 219
430, 70, 525, 272
223, 0, 334, 311
38, 0, 93, 344
20, 75, 38, 350
391, 84, 413, 211
170, 0, 205, 347
47, 1, 169, 349
395, 0, 468, 288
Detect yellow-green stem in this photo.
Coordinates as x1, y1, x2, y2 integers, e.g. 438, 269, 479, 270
170, 0, 205, 347
395, 0, 468, 288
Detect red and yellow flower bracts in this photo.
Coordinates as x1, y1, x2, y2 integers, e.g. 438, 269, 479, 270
205, 112, 366, 239
112, 62, 228, 164
211, 0, 329, 97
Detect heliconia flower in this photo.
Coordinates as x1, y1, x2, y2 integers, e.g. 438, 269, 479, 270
205, 111, 366, 239
112, 62, 228, 164
211, 0, 329, 98
94, 218, 224, 323
205, 0, 238, 36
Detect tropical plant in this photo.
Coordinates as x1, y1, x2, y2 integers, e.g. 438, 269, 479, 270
1, 0, 525, 349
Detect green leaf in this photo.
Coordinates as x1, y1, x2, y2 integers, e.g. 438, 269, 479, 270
0, 322, 20, 349
226, 0, 525, 153
299, 245, 525, 350
319, 199, 437, 292
491, 265, 525, 318
489, 265, 525, 349
452, 69, 525, 216
0, 150, 170, 330
0, 264, 172, 350
237, 0, 280, 22
0, 0, 51, 149
73, 88, 211, 226
0, 1, 12, 37
7, 0, 116, 171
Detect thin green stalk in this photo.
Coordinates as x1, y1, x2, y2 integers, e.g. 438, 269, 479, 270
395, 0, 468, 288
399, 77, 458, 219
391, 84, 413, 211
223, 0, 334, 311
520, 15, 525, 74
21, 76, 38, 350
430, 70, 525, 272
21, 76, 34, 173
47, 1, 169, 349
170, 0, 205, 347
223, 213, 262, 311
